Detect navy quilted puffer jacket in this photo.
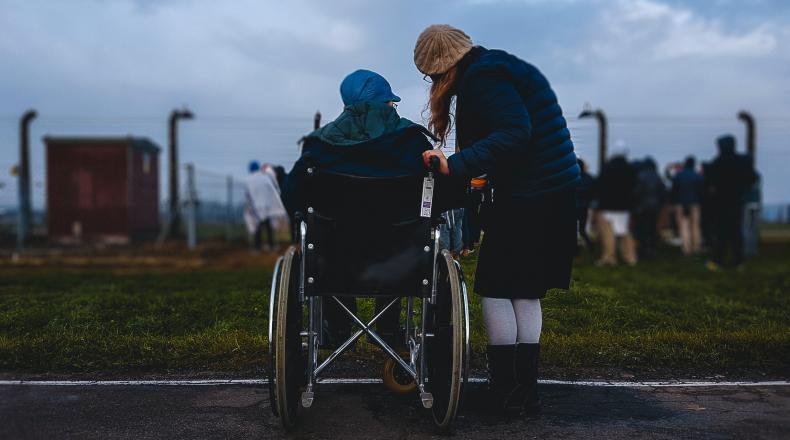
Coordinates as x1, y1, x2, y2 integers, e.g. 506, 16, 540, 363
448, 48, 580, 198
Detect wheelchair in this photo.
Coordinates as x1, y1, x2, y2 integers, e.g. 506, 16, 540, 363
268, 160, 470, 432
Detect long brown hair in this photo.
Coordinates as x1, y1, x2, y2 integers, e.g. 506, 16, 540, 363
426, 65, 459, 147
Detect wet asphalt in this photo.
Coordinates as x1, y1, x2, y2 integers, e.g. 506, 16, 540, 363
1, 383, 789, 439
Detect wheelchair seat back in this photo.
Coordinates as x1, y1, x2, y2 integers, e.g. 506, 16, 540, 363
302, 169, 434, 297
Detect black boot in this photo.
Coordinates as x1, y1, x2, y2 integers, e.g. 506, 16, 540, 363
515, 343, 541, 414
486, 345, 520, 413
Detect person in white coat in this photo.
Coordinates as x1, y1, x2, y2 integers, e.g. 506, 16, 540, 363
245, 161, 287, 251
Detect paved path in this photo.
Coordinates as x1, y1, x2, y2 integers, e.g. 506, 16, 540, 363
2, 383, 789, 439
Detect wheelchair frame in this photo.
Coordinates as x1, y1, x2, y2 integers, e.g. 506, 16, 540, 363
268, 170, 470, 432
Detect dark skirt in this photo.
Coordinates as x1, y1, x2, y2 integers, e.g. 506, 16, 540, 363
474, 189, 576, 299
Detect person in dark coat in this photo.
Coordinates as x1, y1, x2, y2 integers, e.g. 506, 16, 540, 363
671, 156, 704, 255
595, 155, 638, 265
414, 24, 580, 414
283, 69, 441, 348
632, 157, 666, 259
704, 135, 757, 270
575, 158, 595, 251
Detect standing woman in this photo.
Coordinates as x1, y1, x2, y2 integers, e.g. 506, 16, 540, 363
414, 25, 580, 413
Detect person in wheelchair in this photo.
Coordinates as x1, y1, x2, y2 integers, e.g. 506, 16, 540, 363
283, 69, 446, 350
273, 69, 469, 431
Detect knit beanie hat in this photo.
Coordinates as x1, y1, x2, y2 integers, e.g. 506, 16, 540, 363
413, 24, 473, 75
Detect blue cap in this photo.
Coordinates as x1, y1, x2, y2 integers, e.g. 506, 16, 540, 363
339, 69, 401, 106
249, 160, 260, 173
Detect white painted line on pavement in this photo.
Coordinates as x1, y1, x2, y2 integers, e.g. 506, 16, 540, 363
0, 379, 266, 386
539, 380, 790, 388
0, 379, 788, 387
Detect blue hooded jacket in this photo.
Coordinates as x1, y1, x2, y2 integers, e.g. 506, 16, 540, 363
283, 101, 447, 215
449, 48, 580, 199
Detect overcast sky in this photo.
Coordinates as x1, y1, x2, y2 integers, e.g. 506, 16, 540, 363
1, 0, 789, 207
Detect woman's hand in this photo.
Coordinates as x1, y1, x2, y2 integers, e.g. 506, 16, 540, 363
422, 149, 450, 175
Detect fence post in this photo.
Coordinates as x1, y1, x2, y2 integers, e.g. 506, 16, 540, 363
166, 108, 194, 239
226, 174, 233, 241
737, 110, 756, 159
185, 163, 197, 250
17, 109, 37, 250
578, 105, 607, 173
314, 110, 321, 130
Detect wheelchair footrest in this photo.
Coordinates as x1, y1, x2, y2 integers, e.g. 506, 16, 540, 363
420, 391, 434, 409
301, 389, 315, 408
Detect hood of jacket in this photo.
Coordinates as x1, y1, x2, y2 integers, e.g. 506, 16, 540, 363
307, 101, 430, 147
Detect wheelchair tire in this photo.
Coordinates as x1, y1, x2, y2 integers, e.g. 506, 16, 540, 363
427, 250, 466, 432
267, 255, 284, 417
273, 246, 305, 429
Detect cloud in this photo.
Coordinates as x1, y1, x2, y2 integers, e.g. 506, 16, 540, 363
0, 0, 789, 204
557, 0, 788, 118
465, 0, 581, 4
599, 0, 778, 60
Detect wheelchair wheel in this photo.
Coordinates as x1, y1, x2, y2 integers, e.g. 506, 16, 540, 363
426, 250, 468, 432
273, 246, 306, 428
267, 255, 284, 416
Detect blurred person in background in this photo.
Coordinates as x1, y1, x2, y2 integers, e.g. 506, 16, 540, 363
415, 24, 580, 414
632, 157, 666, 259
700, 161, 717, 250
671, 156, 704, 255
704, 135, 757, 271
575, 158, 595, 252
437, 139, 465, 258
244, 161, 286, 252
743, 168, 762, 257
594, 154, 638, 266
664, 161, 684, 247
440, 208, 464, 258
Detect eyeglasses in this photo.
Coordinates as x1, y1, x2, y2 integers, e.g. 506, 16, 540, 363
392, 103, 398, 109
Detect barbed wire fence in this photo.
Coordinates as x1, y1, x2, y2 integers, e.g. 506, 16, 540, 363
177, 164, 249, 248
0, 112, 789, 249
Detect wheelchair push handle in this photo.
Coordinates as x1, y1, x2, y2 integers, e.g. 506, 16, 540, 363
429, 156, 441, 173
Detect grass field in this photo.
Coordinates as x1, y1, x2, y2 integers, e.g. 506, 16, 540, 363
1, 240, 789, 379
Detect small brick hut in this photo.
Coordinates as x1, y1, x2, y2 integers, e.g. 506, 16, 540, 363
45, 136, 161, 243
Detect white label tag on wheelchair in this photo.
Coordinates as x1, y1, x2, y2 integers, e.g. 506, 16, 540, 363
420, 176, 434, 217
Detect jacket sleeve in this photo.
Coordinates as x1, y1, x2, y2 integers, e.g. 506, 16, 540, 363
447, 73, 532, 179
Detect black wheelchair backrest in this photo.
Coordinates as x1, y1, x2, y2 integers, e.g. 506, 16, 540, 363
301, 168, 435, 297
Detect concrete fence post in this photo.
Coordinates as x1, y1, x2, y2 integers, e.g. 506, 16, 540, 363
185, 163, 197, 250
578, 105, 607, 173
226, 174, 233, 241
17, 109, 37, 250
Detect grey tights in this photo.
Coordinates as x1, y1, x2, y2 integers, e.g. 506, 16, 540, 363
481, 297, 542, 345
